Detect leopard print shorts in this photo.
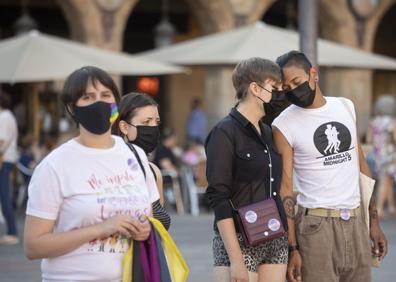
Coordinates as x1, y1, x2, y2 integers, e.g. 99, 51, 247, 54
213, 232, 288, 272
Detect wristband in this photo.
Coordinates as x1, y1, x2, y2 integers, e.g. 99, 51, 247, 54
288, 245, 300, 253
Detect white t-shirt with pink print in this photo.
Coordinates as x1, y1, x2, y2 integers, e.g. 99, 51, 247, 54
26, 135, 159, 282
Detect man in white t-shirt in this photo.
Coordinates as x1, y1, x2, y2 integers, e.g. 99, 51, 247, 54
272, 51, 387, 282
0, 92, 19, 245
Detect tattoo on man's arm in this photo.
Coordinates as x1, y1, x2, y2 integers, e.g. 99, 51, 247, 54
369, 195, 378, 219
283, 196, 296, 219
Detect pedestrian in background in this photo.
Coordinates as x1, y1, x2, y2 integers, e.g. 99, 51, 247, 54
367, 95, 396, 219
186, 98, 208, 144
0, 92, 19, 245
154, 128, 180, 176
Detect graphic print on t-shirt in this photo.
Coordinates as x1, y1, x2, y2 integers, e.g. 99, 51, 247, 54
127, 157, 139, 171
314, 121, 353, 166
85, 158, 150, 254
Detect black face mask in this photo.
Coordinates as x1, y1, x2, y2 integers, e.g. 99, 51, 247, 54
255, 86, 287, 115
265, 90, 287, 111
263, 90, 290, 125
74, 101, 116, 135
255, 85, 278, 111
126, 124, 160, 154
286, 80, 316, 108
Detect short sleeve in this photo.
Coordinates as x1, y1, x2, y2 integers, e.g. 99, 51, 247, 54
26, 160, 63, 220
134, 145, 160, 204
272, 114, 294, 148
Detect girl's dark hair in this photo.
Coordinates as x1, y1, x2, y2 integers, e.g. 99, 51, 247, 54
61, 66, 121, 112
116, 92, 158, 135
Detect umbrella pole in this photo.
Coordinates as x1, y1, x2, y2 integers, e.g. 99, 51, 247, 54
31, 84, 40, 141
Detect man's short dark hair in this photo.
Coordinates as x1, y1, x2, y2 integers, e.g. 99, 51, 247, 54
232, 57, 281, 100
61, 66, 121, 112
276, 50, 312, 74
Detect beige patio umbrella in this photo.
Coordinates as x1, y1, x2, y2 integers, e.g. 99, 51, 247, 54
0, 30, 186, 139
0, 30, 185, 83
140, 21, 396, 70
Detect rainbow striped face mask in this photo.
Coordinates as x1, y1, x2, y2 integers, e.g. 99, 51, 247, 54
74, 101, 119, 135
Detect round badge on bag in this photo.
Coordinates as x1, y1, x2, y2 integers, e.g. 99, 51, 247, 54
245, 210, 257, 223
268, 218, 281, 231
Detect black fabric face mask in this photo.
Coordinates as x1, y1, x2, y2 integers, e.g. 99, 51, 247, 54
263, 90, 291, 125
255, 84, 285, 109
255, 88, 290, 125
127, 124, 160, 154
74, 101, 114, 135
268, 90, 286, 106
286, 81, 316, 108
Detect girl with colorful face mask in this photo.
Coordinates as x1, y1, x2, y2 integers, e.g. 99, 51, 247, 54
117, 92, 171, 230
24, 67, 161, 281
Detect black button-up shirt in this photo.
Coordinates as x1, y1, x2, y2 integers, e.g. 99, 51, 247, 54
205, 108, 287, 231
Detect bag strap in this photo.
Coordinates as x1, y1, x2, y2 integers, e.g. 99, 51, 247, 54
149, 163, 158, 182
228, 122, 274, 210
339, 98, 361, 168
126, 142, 146, 179
229, 143, 273, 211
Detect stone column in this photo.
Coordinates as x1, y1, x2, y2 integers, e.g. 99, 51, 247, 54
204, 68, 236, 127
319, 68, 372, 136
58, 0, 138, 51
364, 0, 396, 105
181, 0, 275, 130
57, 0, 138, 89
319, 0, 374, 138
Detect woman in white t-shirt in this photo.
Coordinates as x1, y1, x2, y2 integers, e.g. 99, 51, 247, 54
24, 66, 160, 281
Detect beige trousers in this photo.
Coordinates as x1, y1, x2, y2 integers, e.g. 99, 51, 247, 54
296, 209, 372, 282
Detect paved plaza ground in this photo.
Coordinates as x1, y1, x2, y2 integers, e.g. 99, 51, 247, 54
0, 213, 395, 281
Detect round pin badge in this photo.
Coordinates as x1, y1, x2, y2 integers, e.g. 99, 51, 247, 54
245, 210, 257, 224
340, 209, 351, 221
268, 218, 281, 231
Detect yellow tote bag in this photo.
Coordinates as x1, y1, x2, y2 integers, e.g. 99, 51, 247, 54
122, 217, 189, 282
150, 217, 189, 282
122, 240, 133, 282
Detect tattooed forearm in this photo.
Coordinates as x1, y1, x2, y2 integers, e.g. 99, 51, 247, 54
369, 194, 378, 220
283, 196, 296, 219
